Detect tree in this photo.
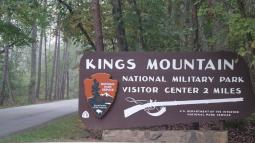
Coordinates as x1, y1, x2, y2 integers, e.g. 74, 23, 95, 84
54, 28, 61, 100
128, 0, 145, 50
59, 40, 69, 99
92, 0, 104, 51
0, 1, 35, 105
28, 22, 37, 104
35, 0, 48, 100
111, 0, 128, 51
44, 30, 48, 100
35, 28, 43, 99
192, 0, 201, 52
57, 0, 95, 50
0, 45, 15, 105
49, 20, 59, 100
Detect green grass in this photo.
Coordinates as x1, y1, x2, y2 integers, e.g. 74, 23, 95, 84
0, 114, 91, 143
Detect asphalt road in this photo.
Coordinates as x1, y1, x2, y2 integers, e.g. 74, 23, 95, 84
0, 99, 78, 138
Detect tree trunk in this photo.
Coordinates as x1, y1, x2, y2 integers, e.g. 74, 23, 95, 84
28, 22, 37, 104
6, 62, 15, 104
66, 58, 69, 99
92, 0, 104, 51
191, 1, 201, 52
205, 0, 214, 51
166, 0, 172, 16
0, 46, 15, 105
128, 0, 145, 50
66, 40, 69, 99
54, 29, 61, 100
0, 46, 9, 105
184, 0, 192, 50
111, 38, 116, 51
44, 30, 48, 100
60, 42, 67, 99
35, 29, 43, 99
111, 0, 128, 51
237, 0, 246, 18
49, 23, 59, 100
59, 41, 67, 99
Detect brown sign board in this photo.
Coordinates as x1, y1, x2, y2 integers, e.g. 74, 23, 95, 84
79, 52, 255, 129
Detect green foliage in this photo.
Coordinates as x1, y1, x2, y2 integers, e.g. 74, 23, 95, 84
60, 1, 94, 50
224, 113, 255, 129
0, 0, 50, 47
228, 14, 255, 44
124, 0, 186, 51
0, 21, 31, 46
196, 0, 255, 66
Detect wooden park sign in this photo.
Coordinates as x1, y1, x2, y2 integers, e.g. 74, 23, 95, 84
79, 52, 255, 129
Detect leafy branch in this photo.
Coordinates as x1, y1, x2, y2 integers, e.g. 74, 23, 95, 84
57, 0, 95, 50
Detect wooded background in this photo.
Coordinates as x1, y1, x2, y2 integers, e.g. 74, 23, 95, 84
0, 0, 254, 106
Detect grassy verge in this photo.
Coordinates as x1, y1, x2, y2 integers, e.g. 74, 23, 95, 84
0, 114, 92, 143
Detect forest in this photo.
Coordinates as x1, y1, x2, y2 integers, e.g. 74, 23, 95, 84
0, 0, 255, 106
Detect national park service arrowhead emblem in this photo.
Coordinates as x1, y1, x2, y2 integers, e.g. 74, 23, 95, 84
84, 73, 118, 118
